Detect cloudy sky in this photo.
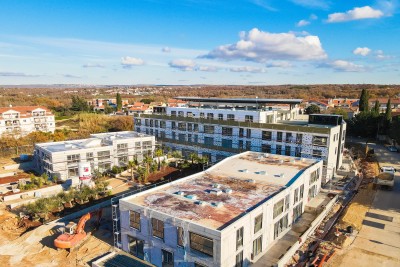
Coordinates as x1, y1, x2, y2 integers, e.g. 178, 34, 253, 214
0, 0, 399, 85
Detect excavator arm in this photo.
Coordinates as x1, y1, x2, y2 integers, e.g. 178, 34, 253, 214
75, 213, 91, 234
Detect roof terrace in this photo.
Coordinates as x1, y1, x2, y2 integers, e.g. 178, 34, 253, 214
125, 152, 318, 230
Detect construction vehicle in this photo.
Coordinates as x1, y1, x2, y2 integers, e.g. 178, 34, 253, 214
54, 209, 102, 250
374, 166, 396, 190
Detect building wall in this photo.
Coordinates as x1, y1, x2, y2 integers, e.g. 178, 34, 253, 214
119, 155, 323, 267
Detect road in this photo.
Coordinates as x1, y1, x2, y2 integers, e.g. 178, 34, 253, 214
331, 143, 400, 267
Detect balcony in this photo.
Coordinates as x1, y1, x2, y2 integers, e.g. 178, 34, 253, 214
157, 137, 239, 153
137, 114, 331, 134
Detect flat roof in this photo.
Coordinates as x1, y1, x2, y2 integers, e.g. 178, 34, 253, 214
125, 152, 318, 230
174, 97, 303, 105
36, 131, 152, 153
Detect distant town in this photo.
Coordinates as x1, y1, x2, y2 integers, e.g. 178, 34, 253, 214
0, 85, 399, 267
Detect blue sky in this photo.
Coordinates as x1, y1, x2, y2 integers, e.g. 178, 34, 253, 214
0, 0, 399, 85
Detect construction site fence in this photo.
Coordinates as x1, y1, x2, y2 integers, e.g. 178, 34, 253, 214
277, 194, 339, 267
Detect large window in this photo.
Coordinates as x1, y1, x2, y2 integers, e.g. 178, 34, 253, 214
294, 188, 299, 203
312, 149, 323, 157
254, 214, 263, 233
222, 127, 233, 136
177, 226, 184, 247
227, 114, 235, 121
160, 121, 166, 129
152, 218, 164, 239
286, 133, 293, 142
236, 227, 243, 250
262, 131, 272, 141
68, 167, 78, 177
178, 122, 186, 131
246, 129, 251, 138
207, 113, 214, 120
296, 134, 303, 144
276, 145, 282, 155
293, 203, 302, 222
218, 114, 223, 120
204, 125, 215, 134
190, 232, 213, 256
285, 146, 291, 156
222, 139, 232, 149
310, 169, 320, 184
274, 215, 288, 239
171, 121, 176, 129
273, 199, 284, 219
262, 144, 271, 153
239, 128, 244, 137
129, 236, 144, 259
277, 132, 283, 142
204, 137, 214, 146
162, 250, 173, 267
245, 115, 253, 122
130, 211, 141, 230
67, 154, 80, 164
235, 251, 243, 267
299, 184, 304, 200
313, 136, 328, 146
253, 235, 262, 257
97, 150, 110, 161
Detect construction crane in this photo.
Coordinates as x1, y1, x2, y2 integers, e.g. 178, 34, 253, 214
54, 209, 102, 250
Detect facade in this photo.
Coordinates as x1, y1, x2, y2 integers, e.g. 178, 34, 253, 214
88, 98, 130, 111
119, 151, 323, 267
369, 98, 400, 113
133, 97, 346, 182
128, 102, 154, 115
0, 106, 55, 136
34, 131, 155, 181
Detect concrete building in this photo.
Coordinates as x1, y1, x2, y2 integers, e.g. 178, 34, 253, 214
0, 106, 55, 136
34, 131, 155, 181
133, 97, 346, 182
119, 151, 323, 267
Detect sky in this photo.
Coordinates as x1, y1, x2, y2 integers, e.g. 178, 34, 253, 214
0, 0, 399, 85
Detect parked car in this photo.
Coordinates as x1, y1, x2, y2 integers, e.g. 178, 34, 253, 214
387, 146, 398, 152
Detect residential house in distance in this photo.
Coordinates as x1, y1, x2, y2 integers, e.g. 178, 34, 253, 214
369, 98, 400, 113
88, 98, 130, 112
128, 102, 154, 116
305, 99, 330, 111
34, 131, 155, 182
119, 151, 323, 267
328, 98, 359, 108
0, 105, 55, 136
134, 97, 346, 182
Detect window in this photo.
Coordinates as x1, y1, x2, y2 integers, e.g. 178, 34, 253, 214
245, 141, 251, 151
274, 215, 288, 239
235, 251, 243, 267
178, 111, 184, 117
160, 121, 166, 129
188, 134, 192, 143
200, 112, 205, 119
187, 123, 193, 131
145, 119, 149, 126
285, 194, 290, 211
178, 122, 186, 131
171, 131, 176, 140
245, 115, 253, 122
129, 236, 144, 259
276, 145, 282, 155
238, 140, 243, 149
130, 211, 141, 230
171, 121, 176, 129
310, 169, 320, 184
273, 199, 284, 219
246, 129, 251, 138
222, 127, 233, 136
286, 133, 293, 142
86, 152, 94, 161
179, 134, 186, 142
277, 132, 283, 142
294, 188, 299, 203
227, 114, 235, 121
67, 154, 80, 164
177, 226, 184, 247
254, 214, 263, 233
285, 146, 291, 156
204, 137, 214, 146
97, 151, 110, 161
135, 142, 141, 149
299, 184, 304, 200
218, 114, 223, 120
253, 235, 262, 257
171, 111, 176, 117
313, 136, 328, 146
239, 128, 244, 137
152, 218, 164, 239
207, 113, 214, 120
262, 131, 272, 141
190, 232, 213, 256
222, 139, 232, 149
236, 227, 243, 250
187, 112, 193, 118
295, 147, 302, 157
261, 144, 271, 153
313, 149, 323, 157
204, 125, 215, 134
193, 124, 199, 132
296, 134, 303, 144
150, 120, 153, 127
68, 167, 78, 177
162, 250, 173, 267
193, 134, 198, 143
293, 203, 302, 222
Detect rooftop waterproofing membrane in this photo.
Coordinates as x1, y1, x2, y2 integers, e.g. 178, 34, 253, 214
125, 152, 319, 230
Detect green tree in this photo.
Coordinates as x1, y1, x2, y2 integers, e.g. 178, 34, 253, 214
331, 108, 348, 120
304, 104, 321, 115
154, 148, 163, 170
372, 100, 380, 115
116, 93, 122, 110
127, 160, 136, 180
103, 101, 115, 114
140, 98, 153, 104
71, 95, 89, 112
359, 88, 369, 112
383, 99, 392, 133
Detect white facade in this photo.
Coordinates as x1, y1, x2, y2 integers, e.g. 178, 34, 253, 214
119, 152, 323, 267
34, 131, 155, 181
134, 98, 346, 182
0, 106, 55, 136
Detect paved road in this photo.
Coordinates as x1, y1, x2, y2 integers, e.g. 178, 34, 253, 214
335, 144, 400, 267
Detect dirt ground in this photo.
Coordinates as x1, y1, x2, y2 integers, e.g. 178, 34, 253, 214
0, 204, 114, 267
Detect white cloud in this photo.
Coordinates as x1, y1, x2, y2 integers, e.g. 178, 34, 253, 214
197, 66, 219, 72
82, 63, 105, 68
353, 47, 371, 56
324, 60, 366, 72
229, 66, 266, 73
203, 28, 327, 62
161, 47, 171, 53
266, 61, 293, 68
296, 20, 310, 27
63, 74, 82, 78
375, 50, 392, 60
169, 59, 196, 71
327, 6, 384, 23
0, 72, 40, 77
250, 0, 278, 12
121, 56, 145, 68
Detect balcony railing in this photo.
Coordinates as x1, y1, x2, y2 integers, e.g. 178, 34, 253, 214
136, 114, 331, 134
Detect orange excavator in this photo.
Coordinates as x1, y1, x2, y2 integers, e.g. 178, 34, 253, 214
54, 209, 102, 250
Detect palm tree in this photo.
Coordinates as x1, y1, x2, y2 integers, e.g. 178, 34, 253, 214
127, 160, 137, 180
143, 154, 153, 175
189, 153, 198, 165
154, 148, 163, 171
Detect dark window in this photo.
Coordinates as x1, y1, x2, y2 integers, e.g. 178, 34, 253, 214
239, 140, 243, 149
296, 134, 303, 144
171, 111, 176, 117
235, 251, 243, 267
295, 147, 302, 157
245, 115, 253, 122
246, 129, 251, 138
152, 218, 164, 239
187, 123, 192, 131
162, 249, 173, 267
274, 215, 288, 239
262, 144, 271, 153
239, 128, 244, 137
200, 112, 205, 119
222, 127, 233, 136
177, 227, 184, 247
218, 114, 223, 120
276, 145, 282, 155
277, 132, 283, 142
193, 124, 199, 132
236, 227, 244, 250
178, 122, 186, 131
204, 125, 215, 134
253, 235, 262, 257
178, 111, 184, 117
204, 137, 214, 146
262, 131, 272, 141
179, 134, 186, 142
171, 121, 176, 129
128, 236, 144, 259
286, 133, 293, 142
246, 141, 251, 151
299, 184, 304, 199
190, 232, 213, 256
207, 113, 214, 120
312, 136, 328, 146
254, 214, 263, 233
130, 211, 140, 230
222, 139, 232, 149
227, 114, 235, 121
285, 146, 291, 156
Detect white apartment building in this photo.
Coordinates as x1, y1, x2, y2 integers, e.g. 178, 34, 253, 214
0, 106, 55, 136
134, 97, 346, 182
119, 151, 323, 267
34, 131, 155, 181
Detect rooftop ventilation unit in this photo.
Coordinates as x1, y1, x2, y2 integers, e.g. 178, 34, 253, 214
210, 189, 222, 195
223, 188, 233, 194
246, 179, 255, 183
240, 169, 249, 173
176, 191, 185, 196
186, 194, 197, 200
